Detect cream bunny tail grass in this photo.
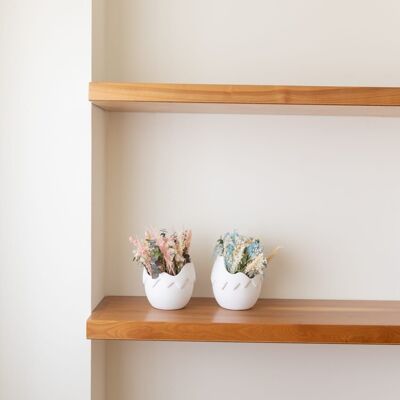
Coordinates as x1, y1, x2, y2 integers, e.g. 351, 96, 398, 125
267, 246, 283, 263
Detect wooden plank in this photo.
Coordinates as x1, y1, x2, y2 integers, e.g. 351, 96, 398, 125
89, 83, 400, 112
89, 100, 400, 116
87, 296, 400, 344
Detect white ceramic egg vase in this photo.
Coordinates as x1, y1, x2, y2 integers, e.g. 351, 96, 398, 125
211, 256, 263, 310
142, 263, 196, 310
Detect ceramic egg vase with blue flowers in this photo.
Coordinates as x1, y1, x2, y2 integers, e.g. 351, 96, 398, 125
211, 232, 278, 310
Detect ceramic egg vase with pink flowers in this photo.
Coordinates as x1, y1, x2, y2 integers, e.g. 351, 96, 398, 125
129, 229, 195, 310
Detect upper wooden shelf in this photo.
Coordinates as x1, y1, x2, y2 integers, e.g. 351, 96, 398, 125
89, 82, 400, 115
87, 296, 400, 344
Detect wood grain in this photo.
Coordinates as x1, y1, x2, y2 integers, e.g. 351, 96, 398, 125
87, 296, 400, 344
89, 83, 400, 113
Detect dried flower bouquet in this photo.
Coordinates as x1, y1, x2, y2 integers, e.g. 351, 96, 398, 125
215, 232, 279, 278
129, 229, 192, 279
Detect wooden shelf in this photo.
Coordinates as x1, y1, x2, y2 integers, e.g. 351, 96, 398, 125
87, 296, 400, 344
89, 82, 400, 115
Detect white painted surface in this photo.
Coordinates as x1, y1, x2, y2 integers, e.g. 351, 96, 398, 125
0, 1, 91, 400
96, 1, 400, 399
92, 1, 400, 399
92, 1, 107, 399
107, 341, 400, 400
103, 0, 400, 86
106, 113, 400, 300
104, 112, 400, 400
91, 106, 107, 400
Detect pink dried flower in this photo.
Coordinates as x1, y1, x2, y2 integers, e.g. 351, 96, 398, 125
129, 229, 192, 277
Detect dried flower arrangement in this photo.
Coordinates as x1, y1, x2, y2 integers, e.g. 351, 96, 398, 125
129, 229, 192, 279
215, 232, 279, 278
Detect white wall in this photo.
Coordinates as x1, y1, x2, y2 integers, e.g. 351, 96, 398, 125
104, 113, 400, 400
96, 1, 400, 399
91, 106, 107, 400
92, 1, 107, 399
107, 341, 400, 400
0, 1, 91, 399
103, 0, 400, 86
106, 113, 400, 301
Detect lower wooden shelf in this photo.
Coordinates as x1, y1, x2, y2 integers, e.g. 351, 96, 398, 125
87, 296, 400, 344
